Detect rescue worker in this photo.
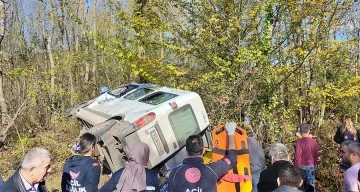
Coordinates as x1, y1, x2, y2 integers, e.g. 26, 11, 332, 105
168, 122, 237, 192
61, 132, 100, 192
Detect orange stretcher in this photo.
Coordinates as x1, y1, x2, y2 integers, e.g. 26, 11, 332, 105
211, 124, 252, 192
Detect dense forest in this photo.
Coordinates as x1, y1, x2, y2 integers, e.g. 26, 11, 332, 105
0, 0, 359, 191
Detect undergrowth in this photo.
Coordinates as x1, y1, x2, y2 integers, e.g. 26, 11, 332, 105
0, 116, 104, 191
0, 115, 347, 191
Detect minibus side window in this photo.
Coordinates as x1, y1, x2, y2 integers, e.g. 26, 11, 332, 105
139, 92, 177, 105
124, 88, 154, 100
169, 104, 200, 147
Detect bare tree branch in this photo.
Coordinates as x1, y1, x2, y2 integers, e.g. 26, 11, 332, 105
0, 99, 29, 142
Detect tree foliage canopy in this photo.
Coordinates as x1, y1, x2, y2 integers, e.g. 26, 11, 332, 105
0, 0, 359, 190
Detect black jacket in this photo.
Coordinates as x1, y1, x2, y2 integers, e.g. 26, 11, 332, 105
333, 126, 360, 144
0, 170, 48, 192
61, 155, 101, 192
258, 160, 314, 192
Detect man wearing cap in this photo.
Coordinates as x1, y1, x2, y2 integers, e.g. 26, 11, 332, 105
294, 123, 318, 189
168, 122, 238, 192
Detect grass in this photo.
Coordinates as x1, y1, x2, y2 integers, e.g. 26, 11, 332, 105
0, 116, 346, 191
0, 118, 110, 191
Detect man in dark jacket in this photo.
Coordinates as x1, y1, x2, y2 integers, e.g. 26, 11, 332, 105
0, 148, 52, 192
274, 164, 303, 192
168, 122, 238, 192
257, 143, 314, 192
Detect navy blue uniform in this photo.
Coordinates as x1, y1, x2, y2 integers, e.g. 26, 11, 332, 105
168, 149, 237, 192
99, 168, 159, 192
61, 155, 101, 192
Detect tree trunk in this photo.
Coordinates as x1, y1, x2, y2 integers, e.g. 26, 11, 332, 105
47, 1, 55, 106
59, 0, 66, 50
160, 30, 164, 60
85, 60, 89, 83
0, 71, 8, 126
0, 1, 8, 126
0, 0, 5, 51
91, 0, 97, 47
91, 0, 97, 84
75, 0, 85, 52
318, 64, 327, 128
42, 1, 55, 109
69, 68, 74, 107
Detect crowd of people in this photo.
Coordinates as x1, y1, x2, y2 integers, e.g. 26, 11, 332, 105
334, 115, 360, 192
0, 117, 358, 192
